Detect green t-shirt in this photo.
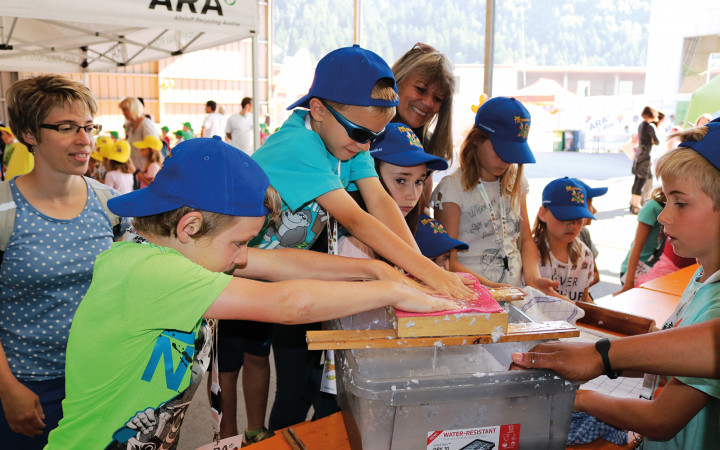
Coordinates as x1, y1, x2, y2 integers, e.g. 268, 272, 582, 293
46, 241, 231, 449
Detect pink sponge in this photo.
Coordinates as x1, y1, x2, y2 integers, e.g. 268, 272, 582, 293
396, 272, 505, 317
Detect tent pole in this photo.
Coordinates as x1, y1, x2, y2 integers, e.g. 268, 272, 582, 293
252, 33, 260, 152
483, 0, 495, 97
354, 0, 362, 45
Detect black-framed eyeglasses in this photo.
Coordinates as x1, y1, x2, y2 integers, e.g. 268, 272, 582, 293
40, 123, 103, 136
319, 99, 384, 144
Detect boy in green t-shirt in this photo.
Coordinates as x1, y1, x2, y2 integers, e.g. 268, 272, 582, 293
45, 137, 454, 449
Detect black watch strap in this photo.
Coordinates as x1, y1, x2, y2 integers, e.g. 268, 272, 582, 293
595, 338, 623, 379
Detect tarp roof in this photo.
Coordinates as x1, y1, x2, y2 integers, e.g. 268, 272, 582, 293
0, 0, 258, 72
684, 74, 720, 125
513, 78, 576, 105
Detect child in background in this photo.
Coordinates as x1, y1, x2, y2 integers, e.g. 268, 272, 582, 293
1, 125, 19, 176
133, 135, 163, 189
532, 177, 596, 303
614, 188, 666, 295
173, 129, 185, 145
415, 214, 469, 270
103, 140, 135, 194
85, 149, 103, 180
338, 122, 448, 259
251, 45, 474, 431
160, 125, 171, 148
573, 122, 720, 449
45, 137, 453, 449
432, 96, 557, 293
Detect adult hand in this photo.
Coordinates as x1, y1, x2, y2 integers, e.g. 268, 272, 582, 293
0, 381, 46, 437
510, 341, 604, 382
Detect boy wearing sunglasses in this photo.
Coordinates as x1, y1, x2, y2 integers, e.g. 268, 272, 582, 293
246, 45, 474, 431
251, 44, 470, 297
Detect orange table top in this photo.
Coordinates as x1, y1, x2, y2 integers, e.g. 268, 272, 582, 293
639, 263, 698, 297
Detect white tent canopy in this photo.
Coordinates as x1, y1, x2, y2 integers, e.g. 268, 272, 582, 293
0, 0, 258, 72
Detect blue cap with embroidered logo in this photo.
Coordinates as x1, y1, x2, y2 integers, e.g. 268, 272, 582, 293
474, 96, 536, 164
678, 121, 720, 171
542, 177, 595, 221
415, 214, 469, 258
571, 178, 608, 199
287, 45, 399, 110
108, 136, 270, 218
369, 123, 449, 171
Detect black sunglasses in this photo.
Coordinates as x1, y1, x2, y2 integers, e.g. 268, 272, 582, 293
320, 99, 384, 144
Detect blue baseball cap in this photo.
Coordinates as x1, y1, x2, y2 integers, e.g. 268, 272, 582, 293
369, 123, 449, 170
415, 214, 469, 258
474, 96, 536, 164
108, 136, 270, 218
678, 122, 720, 170
571, 178, 608, 199
541, 177, 595, 221
287, 45, 399, 110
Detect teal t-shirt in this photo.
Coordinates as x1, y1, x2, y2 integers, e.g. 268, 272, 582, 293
621, 199, 664, 274
250, 110, 377, 249
644, 268, 720, 449
46, 242, 231, 449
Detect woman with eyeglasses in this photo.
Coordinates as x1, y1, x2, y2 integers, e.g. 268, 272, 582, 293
0, 75, 129, 448
392, 43, 456, 208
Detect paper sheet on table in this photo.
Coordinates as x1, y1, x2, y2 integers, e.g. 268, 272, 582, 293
569, 326, 644, 398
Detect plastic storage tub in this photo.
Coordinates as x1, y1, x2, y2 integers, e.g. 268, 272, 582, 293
332, 306, 577, 449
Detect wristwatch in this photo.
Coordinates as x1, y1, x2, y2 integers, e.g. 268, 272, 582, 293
595, 338, 623, 379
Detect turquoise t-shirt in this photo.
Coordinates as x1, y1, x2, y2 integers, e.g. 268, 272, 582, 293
621, 199, 664, 274
46, 242, 231, 449
643, 268, 720, 449
250, 110, 377, 249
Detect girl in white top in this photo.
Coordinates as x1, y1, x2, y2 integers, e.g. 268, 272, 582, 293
103, 140, 135, 194
532, 177, 596, 302
338, 123, 448, 259
432, 97, 557, 293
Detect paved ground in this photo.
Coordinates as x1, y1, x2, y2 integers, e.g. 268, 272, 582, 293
178, 150, 645, 448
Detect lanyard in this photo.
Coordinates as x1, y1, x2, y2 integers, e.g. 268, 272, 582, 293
666, 269, 720, 327
326, 159, 341, 256
477, 181, 509, 272
209, 319, 222, 442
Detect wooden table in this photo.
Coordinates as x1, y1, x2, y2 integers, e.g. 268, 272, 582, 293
248, 412, 350, 449
593, 288, 681, 329
638, 263, 698, 297
248, 267, 698, 449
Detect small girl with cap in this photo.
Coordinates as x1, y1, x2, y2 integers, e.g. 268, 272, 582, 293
338, 123, 448, 259
432, 96, 557, 293
85, 148, 103, 180
103, 140, 135, 194
133, 135, 164, 189
532, 177, 596, 302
